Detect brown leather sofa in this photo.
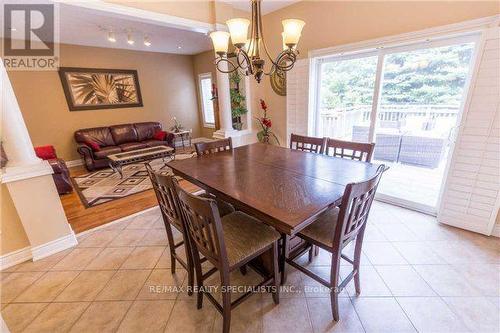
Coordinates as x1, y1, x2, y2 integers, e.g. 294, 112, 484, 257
75, 122, 174, 171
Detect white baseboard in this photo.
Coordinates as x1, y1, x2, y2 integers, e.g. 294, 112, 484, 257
66, 159, 83, 168
0, 246, 32, 271
0, 231, 78, 270
31, 231, 78, 261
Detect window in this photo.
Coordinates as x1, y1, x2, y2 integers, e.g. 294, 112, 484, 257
198, 73, 215, 128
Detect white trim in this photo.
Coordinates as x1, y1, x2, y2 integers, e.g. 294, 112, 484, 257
198, 72, 217, 129
66, 159, 83, 168
0, 246, 32, 271
1, 161, 54, 184
56, 0, 214, 34
0, 231, 78, 270
309, 15, 499, 58
375, 194, 437, 216
31, 231, 78, 261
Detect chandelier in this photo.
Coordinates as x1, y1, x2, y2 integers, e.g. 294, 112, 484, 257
209, 0, 305, 83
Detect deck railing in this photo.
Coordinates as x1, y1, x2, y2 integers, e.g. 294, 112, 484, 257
319, 104, 459, 139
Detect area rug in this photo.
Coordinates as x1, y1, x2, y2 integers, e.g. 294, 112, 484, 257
73, 153, 195, 207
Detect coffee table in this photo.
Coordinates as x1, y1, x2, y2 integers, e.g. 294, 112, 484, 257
107, 146, 174, 178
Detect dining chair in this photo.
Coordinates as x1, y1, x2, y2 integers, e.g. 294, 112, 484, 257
145, 164, 235, 296
285, 164, 385, 321
175, 182, 281, 333
290, 133, 326, 154
195, 137, 233, 156
324, 138, 375, 162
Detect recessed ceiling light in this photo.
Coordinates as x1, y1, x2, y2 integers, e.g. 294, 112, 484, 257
127, 32, 134, 45
177, 46, 182, 49
108, 31, 116, 43
144, 35, 151, 47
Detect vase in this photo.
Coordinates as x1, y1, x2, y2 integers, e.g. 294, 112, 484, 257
262, 135, 270, 144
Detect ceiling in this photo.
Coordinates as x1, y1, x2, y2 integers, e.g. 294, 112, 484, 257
2, 1, 299, 56
59, 4, 213, 55
224, 0, 300, 15
2, 3, 213, 55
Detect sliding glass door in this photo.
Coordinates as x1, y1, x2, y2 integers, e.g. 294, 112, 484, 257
314, 35, 477, 213
315, 53, 378, 142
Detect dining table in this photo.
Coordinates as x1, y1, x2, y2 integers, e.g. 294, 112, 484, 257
167, 142, 382, 281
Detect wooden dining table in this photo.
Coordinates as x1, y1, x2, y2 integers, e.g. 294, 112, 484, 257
168, 143, 382, 280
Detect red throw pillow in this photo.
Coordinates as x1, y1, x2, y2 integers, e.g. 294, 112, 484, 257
34, 145, 57, 160
153, 130, 167, 141
84, 139, 100, 151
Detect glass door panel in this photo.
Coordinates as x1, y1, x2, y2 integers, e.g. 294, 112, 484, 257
316, 55, 378, 142
374, 42, 475, 210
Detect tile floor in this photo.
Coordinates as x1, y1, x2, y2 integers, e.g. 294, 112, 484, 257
1, 202, 499, 333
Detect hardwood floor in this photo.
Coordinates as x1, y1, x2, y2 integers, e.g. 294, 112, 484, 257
61, 164, 199, 234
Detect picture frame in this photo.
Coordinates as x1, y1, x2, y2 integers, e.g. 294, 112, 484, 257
58, 67, 143, 111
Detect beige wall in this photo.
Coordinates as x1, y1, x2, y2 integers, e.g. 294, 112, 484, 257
1, 184, 29, 256
193, 50, 218, 138
106, 0, 215, 23
7, 43, 201, 161
260, 1, 500, 144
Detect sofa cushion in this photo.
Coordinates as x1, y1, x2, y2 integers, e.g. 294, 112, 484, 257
119, 142, 148, 152
83, 138, 101, 151
94, 146, 122, 159
153, 130, 167, 141
143, 139, 169, 148
75, 127, 115, 147
110, 124, 138, 145
134, 122, 162, 141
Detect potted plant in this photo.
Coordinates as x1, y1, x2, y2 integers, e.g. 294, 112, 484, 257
230, 72, 248, 130
256, 99, 280, 145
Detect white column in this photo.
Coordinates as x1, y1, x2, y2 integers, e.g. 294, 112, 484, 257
213, 61, 236, 139
1, 61, 41, 167
1, 59, 77, 261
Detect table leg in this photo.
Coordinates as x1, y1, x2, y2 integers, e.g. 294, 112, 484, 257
109, 161, 124, 179
280, 234, 290, 285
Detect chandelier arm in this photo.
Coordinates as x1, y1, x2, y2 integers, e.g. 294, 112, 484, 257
214, 57, 240, 74
262, 50, 298, 76
235, 49, 252, 73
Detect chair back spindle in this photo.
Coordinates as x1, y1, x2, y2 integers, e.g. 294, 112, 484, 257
175, 183, 228, 267
145, 163, 183, 228
290, 134, 326, 154
325, 138, 375, 162
195, 138, 233, 156
335, 164, 385, 247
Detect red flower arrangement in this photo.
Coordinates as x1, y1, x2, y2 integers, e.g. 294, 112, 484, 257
256, 99, 280, 145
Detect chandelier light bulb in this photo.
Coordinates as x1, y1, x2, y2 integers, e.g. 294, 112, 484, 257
144, 35, 151, 47
226, 18, 250, 48
210, 31, 230, 56
282, 19, 305, 46
107, 31, 116, 43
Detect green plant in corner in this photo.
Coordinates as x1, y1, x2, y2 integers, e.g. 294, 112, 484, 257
229, 72, 248, 130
